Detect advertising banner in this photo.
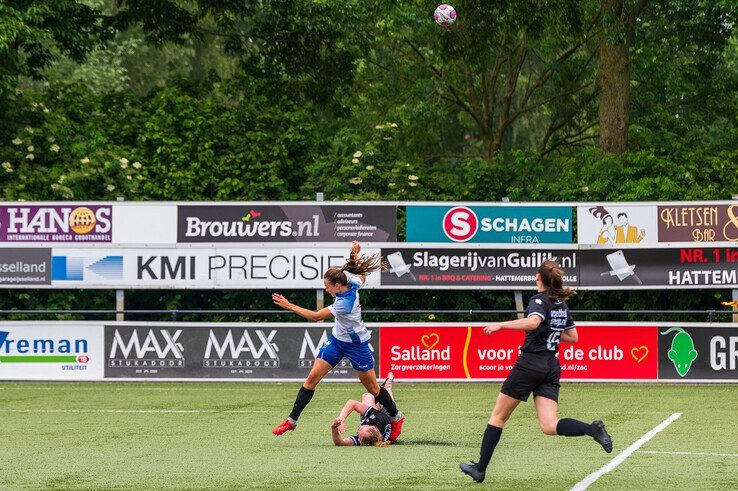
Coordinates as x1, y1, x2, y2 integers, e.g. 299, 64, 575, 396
579, 246, 738, 288
578, 202, 738, 244
0, 205, 112, 242
39, 246, 380, 289
0, 248, 51, 285
104, 324, 379, 379
379, 324, 657, 380
380, 247, 578, 288
577, 205, 656, 245
658, 204, 738, 243
0, 323, 104, 380
177, 205, 396, 243
658, 326, 738, 380
407, 205, 572, 243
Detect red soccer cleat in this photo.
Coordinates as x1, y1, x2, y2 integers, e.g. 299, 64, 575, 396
272, 418, 296, 435
389, 415, 405, 441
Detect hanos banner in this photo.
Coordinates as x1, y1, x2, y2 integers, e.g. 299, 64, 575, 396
0, 323, 104, 380
380, 246, 578, 288
658, 326, 738, 380
0, 205, 112, 242
579, 246, 738, 289
103, 323, 379, 380
378, 324, 657, 381
177, 205, 396, 242
407, 205, 572, 243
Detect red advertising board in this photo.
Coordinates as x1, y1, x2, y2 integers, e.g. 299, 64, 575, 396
379, 325, 658, 380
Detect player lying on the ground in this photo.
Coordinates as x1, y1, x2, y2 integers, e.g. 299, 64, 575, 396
331, 373, 397, 447
271, 241, 404, 440
460, 260, 613, 483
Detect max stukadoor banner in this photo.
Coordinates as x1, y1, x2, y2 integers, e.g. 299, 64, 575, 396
103, 323, 379, 380
380, 245, 578, 288
379, 323, 658, 381
177, 204, 397, 242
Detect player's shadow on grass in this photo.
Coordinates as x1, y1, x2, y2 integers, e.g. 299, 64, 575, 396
392, 439, 453, 446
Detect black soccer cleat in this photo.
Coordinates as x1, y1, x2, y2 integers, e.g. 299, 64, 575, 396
459, 461, 485, 483
592, 420, 613, 453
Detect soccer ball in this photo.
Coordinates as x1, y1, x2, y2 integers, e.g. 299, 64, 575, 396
434, 4, 456, 27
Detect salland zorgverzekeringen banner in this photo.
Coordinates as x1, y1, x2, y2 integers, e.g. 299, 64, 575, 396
177, 204, 397, 242
103, 324, 379, 380
407, 205, 572, 243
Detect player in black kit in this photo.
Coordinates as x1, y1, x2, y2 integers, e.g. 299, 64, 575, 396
460, 260, 613, 483
331, 372, 396, 446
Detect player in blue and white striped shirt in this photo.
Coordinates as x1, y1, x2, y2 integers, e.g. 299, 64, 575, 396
271, 241, 405, 441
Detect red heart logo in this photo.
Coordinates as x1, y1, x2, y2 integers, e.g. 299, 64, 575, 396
631, 346, 649, 363
251, 209, 261, 217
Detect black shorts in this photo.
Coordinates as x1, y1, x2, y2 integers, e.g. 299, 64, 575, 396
500, 352, 561, 402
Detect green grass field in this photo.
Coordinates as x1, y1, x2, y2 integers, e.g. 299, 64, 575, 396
1, 382, 736, 489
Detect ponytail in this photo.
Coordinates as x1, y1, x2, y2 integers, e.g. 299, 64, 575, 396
323, 251, 386, 286
538, 260, 576, 301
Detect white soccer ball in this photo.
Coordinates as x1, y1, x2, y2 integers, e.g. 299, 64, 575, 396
434, 4, 457, 27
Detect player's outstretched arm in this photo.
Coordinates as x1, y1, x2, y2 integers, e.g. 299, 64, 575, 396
484, 316, 541, 335
560, 327, 579, 343
272, 294, 333, 322
331, 418, 355, 446
337, 399, 370, 426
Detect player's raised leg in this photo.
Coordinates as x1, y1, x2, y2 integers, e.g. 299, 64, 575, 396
534, 396, 612, 452
356, 368, 405, 441
273, 358, 334, 435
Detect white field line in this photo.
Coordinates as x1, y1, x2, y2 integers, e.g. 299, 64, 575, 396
570, 412, 682, 491
639, 450, 738, 458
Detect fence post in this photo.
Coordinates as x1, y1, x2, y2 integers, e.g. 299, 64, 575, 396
732, 195, 737, 323
116, 196, 125, 321
502, 197, 526, 319
171, 310, 178, 322
316, 192, 325, 311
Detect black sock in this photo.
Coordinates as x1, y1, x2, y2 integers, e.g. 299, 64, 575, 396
288, 386, 315, 422
478, 425, 503, 472
556, 418, 594, 437
375, 387, 398, 418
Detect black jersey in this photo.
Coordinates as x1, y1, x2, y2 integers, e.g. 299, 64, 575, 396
349, 407, 392, 445
521, 292, 575, 354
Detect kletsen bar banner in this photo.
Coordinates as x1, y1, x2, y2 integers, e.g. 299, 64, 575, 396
177, 205, 396, 242
407, 205, 572, 243
579, 245, 738, 288
380, 246, 578, 288
103, 323, 379, 380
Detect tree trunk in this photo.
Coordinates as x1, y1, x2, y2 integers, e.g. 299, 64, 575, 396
597, 41, 630, 154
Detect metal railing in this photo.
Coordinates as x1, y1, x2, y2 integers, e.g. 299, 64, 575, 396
0, 309, 733, 322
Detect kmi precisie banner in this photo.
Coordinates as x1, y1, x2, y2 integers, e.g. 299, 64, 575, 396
1, 246, 380, 289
